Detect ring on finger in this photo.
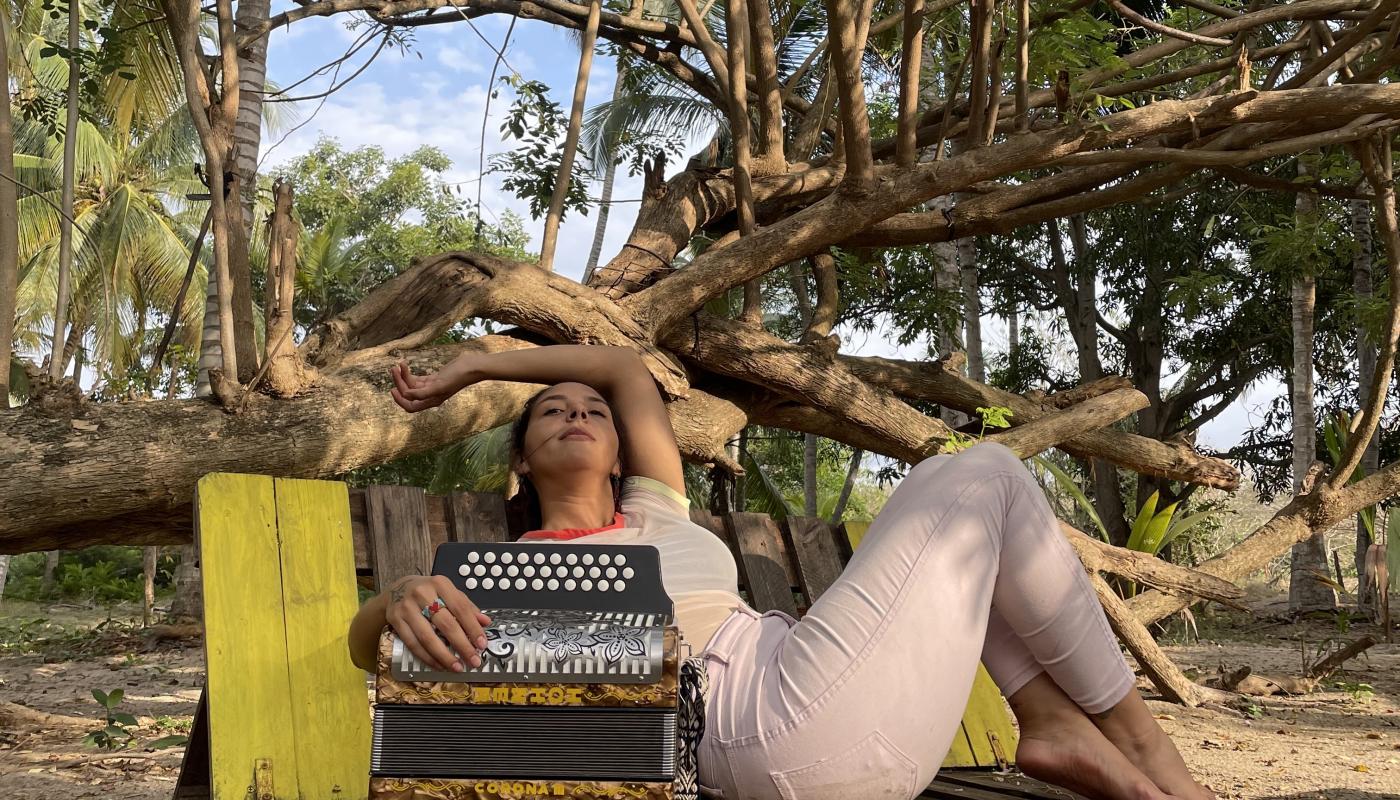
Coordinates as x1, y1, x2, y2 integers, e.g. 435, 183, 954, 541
421, 597, 448, 620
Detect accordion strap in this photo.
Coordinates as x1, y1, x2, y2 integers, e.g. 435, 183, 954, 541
674, 656, 711, 800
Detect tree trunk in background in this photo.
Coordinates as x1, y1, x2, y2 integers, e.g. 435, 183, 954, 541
41, 550, 59, 595
0, 14, 19, 410
1351, 196, 1379, 611
0, 15, 12, 595
1289, 159, 1336, 613
49, 3, 80, 380
830, 448, 863, 523
232, 0, 269, 237
143, 546, 158, 626
168, 544, 202, 621
804, 433, 818, 516
583, 67, 628, 284
195, 272, 220, 397
930, 191, 966, 429
1049, 217, 1131, 546
1008, 310, 1019, 368
958, 231, 983, 383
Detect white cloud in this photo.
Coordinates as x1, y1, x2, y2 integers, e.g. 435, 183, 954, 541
440, 45, 486, 75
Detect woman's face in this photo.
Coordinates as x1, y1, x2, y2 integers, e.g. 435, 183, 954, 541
517, 382, 621, 482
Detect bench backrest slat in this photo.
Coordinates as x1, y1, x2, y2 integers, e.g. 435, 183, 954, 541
365, 485, 434, 589
725, 512, 801, 617
783, 515, 847, 604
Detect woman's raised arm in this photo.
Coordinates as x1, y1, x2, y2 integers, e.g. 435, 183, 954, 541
391, 345, 686, 497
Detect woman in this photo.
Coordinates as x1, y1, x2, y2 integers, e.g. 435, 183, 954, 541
348, 345, 1213, 800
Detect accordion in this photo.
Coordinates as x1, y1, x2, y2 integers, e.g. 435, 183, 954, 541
370, 542, 700, 800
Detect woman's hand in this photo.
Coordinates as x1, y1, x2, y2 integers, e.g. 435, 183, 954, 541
383, 574, 494, 672
390, 358, 480, 413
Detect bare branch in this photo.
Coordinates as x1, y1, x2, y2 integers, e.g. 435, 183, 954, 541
1109, 0, 1232, 47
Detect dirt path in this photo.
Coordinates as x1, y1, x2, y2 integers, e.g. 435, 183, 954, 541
1, 602, 1396, 799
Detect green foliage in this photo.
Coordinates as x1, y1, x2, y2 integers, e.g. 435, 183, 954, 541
4, 546, 175, 604
939, 406, 1014, 454
1120, 491, 1217, 596
489, 77, 594, 221
274, 138, 531, 325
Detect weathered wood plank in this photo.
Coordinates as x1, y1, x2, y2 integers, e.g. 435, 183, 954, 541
365, 485, 433, 588
783, 516, 846, 603
274, 477, 372, 800
446, 491, 510, 544
725, 512, 799, 617
196, 473, 299, 799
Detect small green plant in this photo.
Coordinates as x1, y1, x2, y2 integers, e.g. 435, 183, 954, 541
1331, 680, 1375, 702
1243, 702, 1264, 719
83, 689, 189, 751
1120, 491, 1216, 596
84, 689, 137, 751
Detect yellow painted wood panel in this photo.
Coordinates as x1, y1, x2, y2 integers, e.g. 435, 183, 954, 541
842, 520, 1019, 768
275, 477, 373, 800
197, 473, 300, 799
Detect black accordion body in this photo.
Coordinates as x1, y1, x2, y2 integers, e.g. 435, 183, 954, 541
370, 542, 695, 800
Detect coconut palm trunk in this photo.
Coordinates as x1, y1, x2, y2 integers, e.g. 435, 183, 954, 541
0, 11, 18, 409
49, 2, 80, 379
583, 67, 628, 284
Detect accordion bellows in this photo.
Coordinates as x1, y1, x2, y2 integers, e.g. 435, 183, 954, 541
370, 543, 687, 800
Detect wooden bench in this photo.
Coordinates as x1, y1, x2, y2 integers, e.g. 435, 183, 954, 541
176, 474, 1082, 800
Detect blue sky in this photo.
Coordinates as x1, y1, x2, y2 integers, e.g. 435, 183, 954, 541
259, 4, 1280, 452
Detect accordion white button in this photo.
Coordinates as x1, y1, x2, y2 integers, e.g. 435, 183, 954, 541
564, 579, 577, 590
464, 577, 478, 590
581, 579, 593, 591
605, 567, 618, 578
467, 551, 480, 563
482, 578, 495, 590
531, 578, 543, 590
533, 553, 546, 564
514, 578, 527, 590
484, 551, 497, 563
614, 579, 626, 591
549, 553, 562, 565
501, 551, 514, 564
599, 554, 611, 566
566, 553, 578, 565
622, 567, 635, 579
570, 566, 583, 578
615, 554, 627, 566
588, 566, 601, 579
473, 565, 487, 577
582, 553, 595, 565
547, 578, 559, 590
597, 580, 610, 592
540, 566, 552, 577
458, 564, 471, 576
490, 565, 503, 577
522, 565, 535, 577
506, 565, 519, 577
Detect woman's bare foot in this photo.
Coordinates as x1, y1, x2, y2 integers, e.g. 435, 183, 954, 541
1090, 703, 1215, 800
1017, 708, 1173, 800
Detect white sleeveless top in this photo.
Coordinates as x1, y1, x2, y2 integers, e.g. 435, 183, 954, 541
518, 476, 747, 652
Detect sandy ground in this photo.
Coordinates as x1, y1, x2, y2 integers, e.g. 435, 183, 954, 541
0, 600, 1396, 800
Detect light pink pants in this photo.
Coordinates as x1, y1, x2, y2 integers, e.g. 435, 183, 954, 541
696, 442, 1135, 800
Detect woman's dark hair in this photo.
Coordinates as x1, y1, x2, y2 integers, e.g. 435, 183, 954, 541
505, 385, 623, 539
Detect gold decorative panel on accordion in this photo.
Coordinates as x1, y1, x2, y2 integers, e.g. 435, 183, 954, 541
370, 542, 692, 800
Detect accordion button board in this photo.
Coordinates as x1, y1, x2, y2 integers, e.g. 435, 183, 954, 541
371, 542, 686, 799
